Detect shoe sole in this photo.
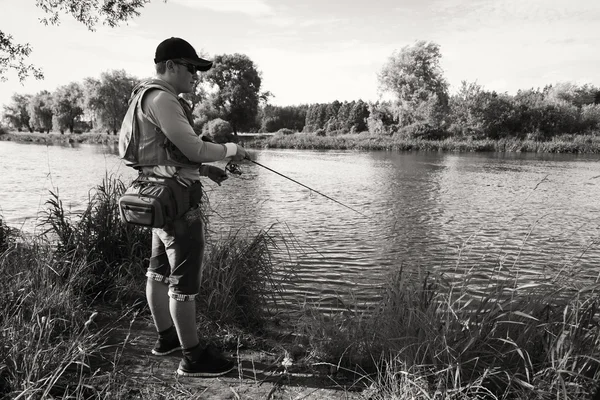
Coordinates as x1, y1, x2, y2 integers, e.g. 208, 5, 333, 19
151, 346, 182, 356
176, 365, 235, 377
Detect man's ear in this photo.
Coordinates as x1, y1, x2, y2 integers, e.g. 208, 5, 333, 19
165, 60, 176, 72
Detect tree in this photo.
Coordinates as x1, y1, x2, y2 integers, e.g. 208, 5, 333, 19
2, 93, 33, 131
52, 82, 84, 133
348, 100, 370, 133
201, 53, 268, 135
85, 70, 140, 134
378, 41, 449, 128
259, 105, 307, 132
545, 82, 599, 108
28, 90, 53, 133
1, 0, 151, 82
0, 32, 43, 82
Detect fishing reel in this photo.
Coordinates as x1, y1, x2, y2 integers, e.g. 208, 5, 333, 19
225, 160, 243, 176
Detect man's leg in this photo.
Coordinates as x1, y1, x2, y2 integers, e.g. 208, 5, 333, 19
166, 216, 235, 377
146, 278, 171, 332
147, 230, 180, 355
170, 297, 199, 349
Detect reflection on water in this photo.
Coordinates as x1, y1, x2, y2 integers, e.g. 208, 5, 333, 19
2, 142, 600, 310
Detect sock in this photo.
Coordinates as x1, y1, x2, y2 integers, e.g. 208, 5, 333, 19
158, 325, 177, 340
182, 343, 205, 360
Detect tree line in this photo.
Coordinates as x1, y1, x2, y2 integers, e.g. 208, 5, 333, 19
3, 41, 600, 140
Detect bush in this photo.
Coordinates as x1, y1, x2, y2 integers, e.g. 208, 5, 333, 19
202, 118, 234, 143
581, 104, 600, 132
314, 128, 326, 137
396, 122, 449, 140
277, 128, 294, 135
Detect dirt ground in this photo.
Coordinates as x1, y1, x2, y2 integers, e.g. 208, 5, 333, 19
98, 317, 365, 400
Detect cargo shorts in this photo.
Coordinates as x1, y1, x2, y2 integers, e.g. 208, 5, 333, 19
146, 182, 205, 301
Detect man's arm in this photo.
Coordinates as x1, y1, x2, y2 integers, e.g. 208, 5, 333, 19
144, 91, 238, 163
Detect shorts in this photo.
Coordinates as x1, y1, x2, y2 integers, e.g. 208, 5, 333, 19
146, 183, 205, 302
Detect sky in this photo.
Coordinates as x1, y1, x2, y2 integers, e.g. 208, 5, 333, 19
0, 0, 599, 110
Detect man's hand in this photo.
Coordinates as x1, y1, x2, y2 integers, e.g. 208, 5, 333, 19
230, 144, 251, 161
207, 165, 228, 186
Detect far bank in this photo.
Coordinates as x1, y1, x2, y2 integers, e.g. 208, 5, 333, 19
3, 130, 600, 154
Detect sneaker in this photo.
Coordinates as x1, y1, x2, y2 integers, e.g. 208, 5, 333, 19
177, 346, 235, 377
151, 335, 181, 356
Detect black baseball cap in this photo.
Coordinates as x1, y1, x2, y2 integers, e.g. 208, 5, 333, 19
154, 37, 213, 71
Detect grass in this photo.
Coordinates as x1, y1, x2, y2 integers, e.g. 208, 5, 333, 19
0, 130, 119, 145
247, 131, 600, 154
291, 264, 600, 399
0, 175, 294, 397
5, 129, 600, 154
2, 174, 600, 398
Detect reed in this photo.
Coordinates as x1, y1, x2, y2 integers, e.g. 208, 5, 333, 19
0, 231, 123, 398
0, 176, 293, 397
199, 226, 293, 329
294, 264, 600, 398
248, 132, 600, 154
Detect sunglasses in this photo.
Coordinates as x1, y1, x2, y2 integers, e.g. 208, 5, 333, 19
173, 61, 199, 75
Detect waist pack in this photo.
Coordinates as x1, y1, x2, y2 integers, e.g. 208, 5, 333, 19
118, 176, 191, 229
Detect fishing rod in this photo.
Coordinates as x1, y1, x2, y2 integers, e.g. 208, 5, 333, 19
232, 158, 372, 220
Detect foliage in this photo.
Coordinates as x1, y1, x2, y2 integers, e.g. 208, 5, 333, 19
1, 93, 32, 131
0, 237, 114, 399
544, 82, 600, 108
199, 228, 291, 329
39, 176, 149, 301
52, 82, 85, 134
28, 90, 54, 133
1, 0, 150, 83
304, 103, 328, 132
36, 0, 152, 30
294, 265, 600, 398
260, 104, 307, 133
449, 82, 520, 139
580, 104, 600, 132
378, 41, 449, 128
0, 31, 44, 82
84, 70, 140, 134
0, 215, 15, 253
201, 53, 268, 134
277, 128, 294, 135
366, 101, 396, 135
202, 118, 234, 143
514, 88, 580, 139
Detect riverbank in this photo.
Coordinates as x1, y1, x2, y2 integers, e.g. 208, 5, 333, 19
4, 129, 600, 153
246, 131, 600, 153
3, 175, 600, 399
0, 130, 119, 145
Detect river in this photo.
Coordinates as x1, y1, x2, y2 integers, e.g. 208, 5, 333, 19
2, 141, 600, 309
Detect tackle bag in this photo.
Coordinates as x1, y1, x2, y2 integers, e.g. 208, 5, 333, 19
118, 176, 188, 229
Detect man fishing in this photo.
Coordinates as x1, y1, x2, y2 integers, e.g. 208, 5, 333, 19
118, 37, 249, 377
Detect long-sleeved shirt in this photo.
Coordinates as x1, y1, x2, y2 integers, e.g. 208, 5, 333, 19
139, 80, 236, 185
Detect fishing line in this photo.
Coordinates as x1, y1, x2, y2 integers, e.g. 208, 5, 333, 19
236, 159, 373, 221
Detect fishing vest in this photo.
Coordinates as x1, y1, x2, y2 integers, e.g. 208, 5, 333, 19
118, 79, 199, 169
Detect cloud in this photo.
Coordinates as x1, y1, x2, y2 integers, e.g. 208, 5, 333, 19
169, 0, 274, 17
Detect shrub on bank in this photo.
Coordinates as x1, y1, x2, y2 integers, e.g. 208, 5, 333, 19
203, 118, 235, 143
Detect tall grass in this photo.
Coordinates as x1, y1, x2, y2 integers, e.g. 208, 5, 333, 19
0, 175, 292, 397
248, 132, 600, 153
199, 227, 293, 329
0, 228, 121, 398
294, 265, 600, 399
38, 175, 150, 303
